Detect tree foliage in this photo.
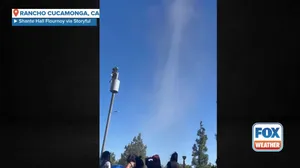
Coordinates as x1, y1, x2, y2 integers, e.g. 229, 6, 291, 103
207, 163, 216, 168
191, 121, 209, 168
110, 152, 117, 165
178, 164, 192, 168
118, 133, 147, 166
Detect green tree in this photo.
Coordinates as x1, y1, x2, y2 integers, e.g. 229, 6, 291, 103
110, 152, 117, 165
178, 163, 192, 168
207, 163, 217, 168
191, 121, 209, 168
118, 133, 147, 166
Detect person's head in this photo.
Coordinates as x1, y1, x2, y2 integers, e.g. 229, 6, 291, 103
170, 152, 178, 162
127, 154, 136, 164
101, 151, 111, 161
145, 155, 161, 168
135, 156, 144, 168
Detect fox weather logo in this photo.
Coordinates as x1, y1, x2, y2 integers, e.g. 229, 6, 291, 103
252, 122, 283, 152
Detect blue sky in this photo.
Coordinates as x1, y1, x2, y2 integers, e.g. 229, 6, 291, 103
100, 0, 216, 165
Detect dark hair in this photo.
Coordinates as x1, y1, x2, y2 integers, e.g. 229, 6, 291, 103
170, 152, 178, 162
167, 153, 179, 168
167, 162, 179, 168
135, 156, 144, 168
127, 154, 136, 163
145, 155, 161, 168
101, 151, 111, 162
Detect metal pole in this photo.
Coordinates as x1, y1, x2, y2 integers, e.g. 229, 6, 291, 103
182, 156, 186, 168
101, 92, 116, 155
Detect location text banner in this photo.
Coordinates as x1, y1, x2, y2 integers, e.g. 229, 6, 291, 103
12, 18, 97, 26
11, 8, 100, 26
12, 9, 100, 18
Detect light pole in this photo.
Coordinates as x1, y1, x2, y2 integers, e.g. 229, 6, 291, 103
101, 67, 120, 155
182, 156, 186, 168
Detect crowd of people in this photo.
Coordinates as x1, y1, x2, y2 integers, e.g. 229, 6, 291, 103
100, 151, 180, 168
